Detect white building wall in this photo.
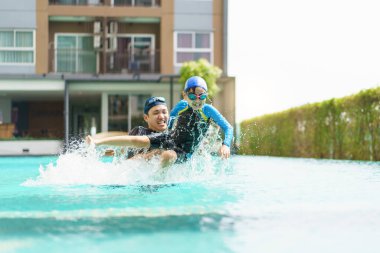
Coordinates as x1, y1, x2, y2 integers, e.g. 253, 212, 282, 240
174, 0, 213, 31
0, 140, 63, 156
0, 0, 36, 28
0, 0, 36, 74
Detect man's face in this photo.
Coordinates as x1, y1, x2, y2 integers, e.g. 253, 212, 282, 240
144, 104, 169, 132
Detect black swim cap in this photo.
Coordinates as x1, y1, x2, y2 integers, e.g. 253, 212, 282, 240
144, 96, 166, 114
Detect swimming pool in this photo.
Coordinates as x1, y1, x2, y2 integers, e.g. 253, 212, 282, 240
1, 154, 380, 253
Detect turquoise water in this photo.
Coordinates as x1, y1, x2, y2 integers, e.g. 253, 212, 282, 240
1, 154, 380, 253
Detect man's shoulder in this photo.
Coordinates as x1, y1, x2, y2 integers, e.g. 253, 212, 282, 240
129, 126, 156, 136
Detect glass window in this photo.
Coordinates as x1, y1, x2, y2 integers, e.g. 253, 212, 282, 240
15, 32, 33, 47
108, 94, 151, 132
0, 31, 14, 47
56, 34, 96, 73
176, 52, 211, 63
0, 51, 33, 63
114, 0, 132, 6
0, 30, 34, 64
131, 95, 150, 129
135, 37, 152, 44
195, 33, 210, 48
176, 52, 194, 63
108, 95, 129, 131
50, 0, 88, 5
177, 33, 192, 48
56, 36, 76, 73
174, 31, 212, 65
113, 0, 157, 6
136, 0, 153, 6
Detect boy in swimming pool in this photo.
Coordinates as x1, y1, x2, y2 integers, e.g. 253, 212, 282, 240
86, 76, 233, 165
165, 76, 233, 160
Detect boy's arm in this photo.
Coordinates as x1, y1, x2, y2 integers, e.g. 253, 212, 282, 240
203, 104, 234, 147
168, 100, 188, 129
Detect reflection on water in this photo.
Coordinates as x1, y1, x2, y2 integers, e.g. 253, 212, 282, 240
0, 213, 234, 235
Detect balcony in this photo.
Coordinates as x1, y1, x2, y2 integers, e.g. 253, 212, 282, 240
105, 50, 160, 74
49, 0, 161, 7
49, 48, 160, 74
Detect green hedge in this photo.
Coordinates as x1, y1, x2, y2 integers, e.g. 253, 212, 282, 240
239, 87, 380, 161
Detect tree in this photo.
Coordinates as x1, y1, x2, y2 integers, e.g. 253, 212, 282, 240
179, 58, 222, 98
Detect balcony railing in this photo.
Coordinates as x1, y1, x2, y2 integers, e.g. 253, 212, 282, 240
49, 0, 161, 7
113, 0, 161, 7
49, 48, 160, 74
105, 50, 160, 74
49, 0, 105, 5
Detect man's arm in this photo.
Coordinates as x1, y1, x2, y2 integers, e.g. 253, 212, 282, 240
86, 135, 150, 148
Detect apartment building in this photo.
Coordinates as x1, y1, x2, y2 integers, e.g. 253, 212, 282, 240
0, 0, 235, 155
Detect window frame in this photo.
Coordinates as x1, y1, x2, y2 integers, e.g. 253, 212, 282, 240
116, 33, 156, 55
0, 29, 35, 66
174, 31, 213, 66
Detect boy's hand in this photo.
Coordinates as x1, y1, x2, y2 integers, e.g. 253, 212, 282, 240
219, 144, 230, 159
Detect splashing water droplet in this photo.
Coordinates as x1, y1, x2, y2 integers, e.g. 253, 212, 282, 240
23, 129, 232, 187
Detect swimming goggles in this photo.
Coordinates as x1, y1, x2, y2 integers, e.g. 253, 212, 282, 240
187, 93, 208, 101
146, 96, 166, 105
144, 96, 166, 114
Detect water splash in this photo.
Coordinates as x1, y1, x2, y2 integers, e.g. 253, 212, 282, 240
23, 129, 231, 187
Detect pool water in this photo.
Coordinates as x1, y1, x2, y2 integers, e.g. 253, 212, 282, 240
1, 154, 380, 253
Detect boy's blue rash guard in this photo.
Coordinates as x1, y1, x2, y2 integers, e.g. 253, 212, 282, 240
169, 100, 234, 147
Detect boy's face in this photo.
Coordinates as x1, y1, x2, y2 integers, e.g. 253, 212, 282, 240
184, 87, 207, 110
144, 104, 169, 132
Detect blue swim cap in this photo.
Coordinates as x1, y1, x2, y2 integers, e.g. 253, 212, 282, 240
184, 76, 208, 91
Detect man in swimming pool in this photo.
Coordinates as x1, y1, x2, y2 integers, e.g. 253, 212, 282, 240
86, 76, 233, 165
126, 96, 176, 165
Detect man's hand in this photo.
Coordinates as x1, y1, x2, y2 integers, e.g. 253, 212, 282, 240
85, 135, 95, 146
219, 144, 230, 159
